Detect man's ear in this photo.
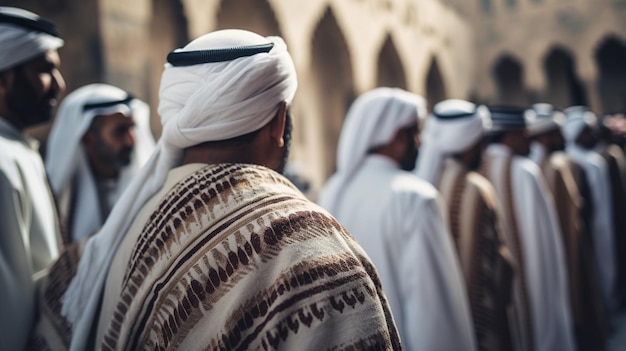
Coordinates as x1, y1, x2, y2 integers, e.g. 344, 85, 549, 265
269, 101, 287, 148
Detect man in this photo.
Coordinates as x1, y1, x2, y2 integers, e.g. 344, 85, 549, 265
526, 104, 607, 348
562, 106, 616, 313
318, 88, 476, 351
0, 7, 65, 350
480, 106, 574, 351
34, 29, 401, 350
417, 99, 515, 351
46, 84, 155, 242
596, 113, 626, 306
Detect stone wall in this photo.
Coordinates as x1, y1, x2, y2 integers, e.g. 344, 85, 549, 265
6, 0, 471, 193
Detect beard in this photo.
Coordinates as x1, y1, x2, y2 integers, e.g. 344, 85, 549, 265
94, 136, 133, 172
400, 143, 418, 172
277, 109, 293, 175
399, 130, 418, 172
5, 67, 55, 127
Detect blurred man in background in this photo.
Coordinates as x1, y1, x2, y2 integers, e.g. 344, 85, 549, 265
46, 83, 155, 242
0, 6, 65, 350
480, 106, 574, 351
417, 99, 516, 351
319, 88, 476, 351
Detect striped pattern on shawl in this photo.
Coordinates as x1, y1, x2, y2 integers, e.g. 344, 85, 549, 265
540, 152, 607, 347
438, 159, 515, 351
95, 163, 400, 350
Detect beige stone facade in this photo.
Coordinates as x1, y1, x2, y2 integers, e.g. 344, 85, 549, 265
4, 0, 626, 192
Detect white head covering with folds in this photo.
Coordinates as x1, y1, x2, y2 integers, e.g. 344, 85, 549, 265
415, 99, 491, 185
46, 84, 154, 241
62, 29, 297, 350
0, 7, 63, 71
561, 106, 597, 143
318, 87, 425, 214
525, 103, 566, 137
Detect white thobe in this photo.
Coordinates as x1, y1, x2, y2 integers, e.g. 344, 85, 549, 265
321, 155, 476, 351
0, 117, 61, 350
566, 143, 616, 308
484, 144, 574, 351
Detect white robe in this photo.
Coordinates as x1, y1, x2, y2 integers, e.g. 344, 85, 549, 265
0, 117, 61, 350
565, 143, 616, 308
320, 155, 476, 351
483, 144, 574, 351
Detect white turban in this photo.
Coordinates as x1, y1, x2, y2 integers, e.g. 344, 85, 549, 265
562, 105, 597, 143
415, 99, 491, 185
62, 29, 298, 350
318, 87, 426, 214
46, 84, 155, 241
0, 7, 63, 71
525, 103, 565, 137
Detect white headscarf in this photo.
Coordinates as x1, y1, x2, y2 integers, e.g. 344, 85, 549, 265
46, 84, 154, 241
62, 29, 297, 350
318, 87, 426, 214
525, 103, 566, 137
0, 7, 63, 71
415, 99, 491, 185
561, 105, 597, 143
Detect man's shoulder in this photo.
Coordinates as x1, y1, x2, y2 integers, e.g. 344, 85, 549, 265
0, 136, 37, 184
464, 171, 500, 210
388, 170, 440, 206
513, 155, 543, 177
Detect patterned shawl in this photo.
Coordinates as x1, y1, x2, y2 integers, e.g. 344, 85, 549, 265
438, 159, 515, 351
31, 163, 401, 351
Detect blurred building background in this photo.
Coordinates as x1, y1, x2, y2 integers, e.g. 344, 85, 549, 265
3, 0, 626, 194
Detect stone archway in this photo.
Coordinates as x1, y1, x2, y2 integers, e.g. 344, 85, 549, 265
310, 6, 355, 179
425, 57, 447, 113
376, 34, 407, 89
493, 55, 527, 106
543, 46, 587, 109
215, 0, 282, 36
148, 0, 189, 138
595, 36, 626, 113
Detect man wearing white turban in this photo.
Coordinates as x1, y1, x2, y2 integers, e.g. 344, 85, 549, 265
0, 7, 65, 350
417, 99, 516, 351
318, 88, 476, 351
46, 84, 155, 242
31, 30, 401, 351
562, 106, 617, 313
480, 106, 574, 351
526, 104, 607, 349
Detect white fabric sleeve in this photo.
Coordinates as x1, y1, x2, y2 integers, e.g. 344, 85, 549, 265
0, 171, 36, 351
391, 192, 477, 351
512, 159, 575, 351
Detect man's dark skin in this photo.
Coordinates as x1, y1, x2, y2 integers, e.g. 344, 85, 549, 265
0, 50, 65, 130
183, 101, 290, 172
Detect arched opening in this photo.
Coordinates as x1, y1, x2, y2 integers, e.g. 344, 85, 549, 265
149, 0, 189, 138
216, 0, 281, 36
493, 55, 527, 106
376, 35, 407, 89
543, 46, 587, 109
311, 7, 355, 179
595, 36, 626, 113
425, 57, 447, 113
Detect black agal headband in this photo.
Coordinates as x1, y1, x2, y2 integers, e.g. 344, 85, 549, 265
83, 95, 134, 112
166, 43, 274, 67
0, 11, 59, 37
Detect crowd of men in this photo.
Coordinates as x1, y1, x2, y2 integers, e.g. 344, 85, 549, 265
1, 6, 625, 351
